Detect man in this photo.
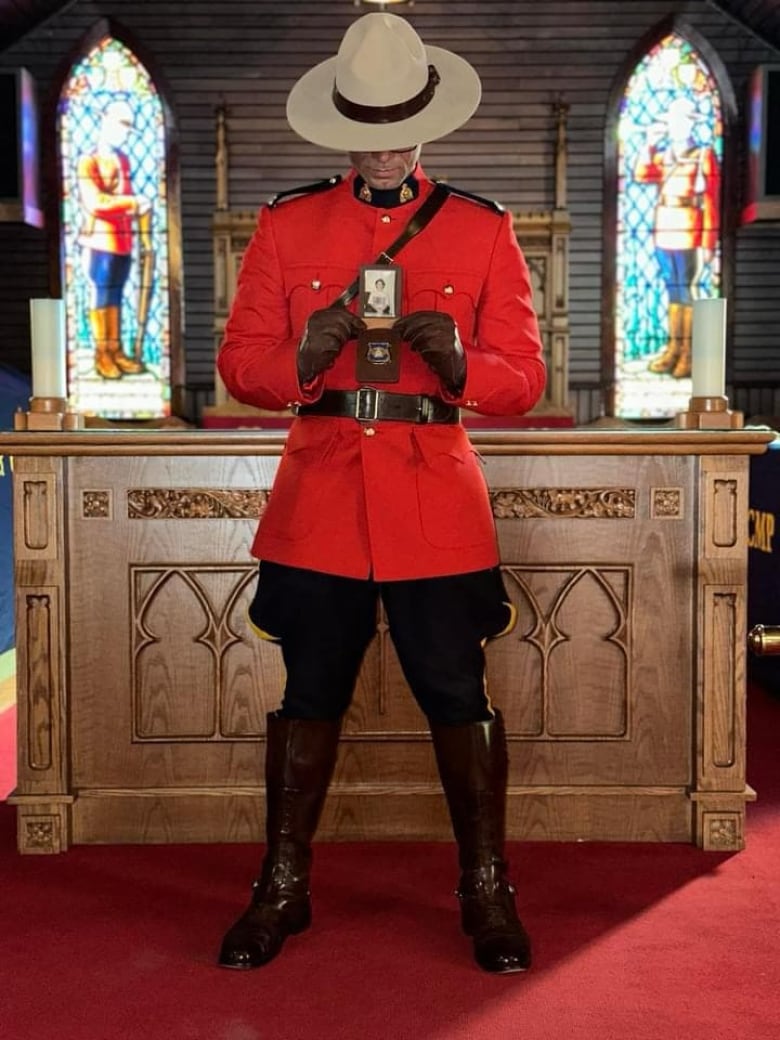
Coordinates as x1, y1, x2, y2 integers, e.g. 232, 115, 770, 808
217, 12, 545, 975
634, 95, 721, 380
78, 98, 150, 380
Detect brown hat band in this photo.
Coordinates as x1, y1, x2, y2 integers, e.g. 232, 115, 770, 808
332, 64, 440, 125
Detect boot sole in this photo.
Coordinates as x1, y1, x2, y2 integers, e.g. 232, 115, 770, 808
481, 964, 530, 975
216, 915, 311, 970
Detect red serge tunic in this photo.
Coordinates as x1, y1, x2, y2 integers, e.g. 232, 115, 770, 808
77, 151, 137, 255
217, 167, 546, 581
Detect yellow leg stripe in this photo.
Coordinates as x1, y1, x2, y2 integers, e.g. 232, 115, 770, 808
496, 600, 518, 638
478, 601, 517, 717
483, 668, 495, 717
245, 608, 281, 643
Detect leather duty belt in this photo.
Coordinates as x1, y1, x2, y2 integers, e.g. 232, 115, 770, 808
294, 387, 460, 424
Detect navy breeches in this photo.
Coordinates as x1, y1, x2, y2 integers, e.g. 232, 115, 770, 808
248, 561, 515, 725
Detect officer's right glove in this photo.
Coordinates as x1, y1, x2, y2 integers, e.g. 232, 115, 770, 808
393, 311, 466, 395
297, 307, 365, 385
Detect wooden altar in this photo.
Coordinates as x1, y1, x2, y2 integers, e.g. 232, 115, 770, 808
1, 426, 772, 854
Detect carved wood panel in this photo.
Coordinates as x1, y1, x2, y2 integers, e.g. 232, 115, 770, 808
65, 452, 695, 802
0, 437, 747, 850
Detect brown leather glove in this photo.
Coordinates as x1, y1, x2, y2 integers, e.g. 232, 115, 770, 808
297, 307, 365, 385
393, 311, 466, 395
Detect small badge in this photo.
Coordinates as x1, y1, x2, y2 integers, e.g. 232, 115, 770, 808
366, 341, 393, 365
356, 329, 401, 382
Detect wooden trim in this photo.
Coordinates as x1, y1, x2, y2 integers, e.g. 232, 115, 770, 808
0, 429, 774, 457
69, 787, 695, 845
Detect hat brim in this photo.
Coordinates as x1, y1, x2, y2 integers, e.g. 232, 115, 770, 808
286, 44, 481, 152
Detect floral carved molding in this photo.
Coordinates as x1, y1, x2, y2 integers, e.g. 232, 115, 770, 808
126, 488, 269, 519
491, 488, 635, 519
78, 487, 645, 521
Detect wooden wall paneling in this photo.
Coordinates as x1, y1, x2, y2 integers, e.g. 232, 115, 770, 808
732, 383, 780, 423
1, 1, 779, 419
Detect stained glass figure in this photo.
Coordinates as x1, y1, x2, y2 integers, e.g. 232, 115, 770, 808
58, 36, 171, 419
615, 33, 723, 418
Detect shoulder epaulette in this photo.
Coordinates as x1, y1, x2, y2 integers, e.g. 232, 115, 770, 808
268, 175, 342, 208
434, 181, 504, 215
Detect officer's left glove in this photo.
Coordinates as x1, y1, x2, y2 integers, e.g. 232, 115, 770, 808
393, 311, 466, 395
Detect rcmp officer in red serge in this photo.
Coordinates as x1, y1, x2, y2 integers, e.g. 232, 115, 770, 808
217, 12, 546, 975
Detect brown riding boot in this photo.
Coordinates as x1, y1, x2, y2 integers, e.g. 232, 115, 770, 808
648, 302, 682, 374
218, 713, 341, 970
105, 304, 145, 375
672, 304, 693, 379
431, 710, 531, 974
90, 307, 122, 379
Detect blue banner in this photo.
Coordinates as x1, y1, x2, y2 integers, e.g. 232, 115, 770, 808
0, 366, 30, 654
748, 435, 780, 695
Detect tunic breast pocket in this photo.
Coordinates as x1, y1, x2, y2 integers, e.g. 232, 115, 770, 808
285, 264, 356, 333
405, 272, 482, 343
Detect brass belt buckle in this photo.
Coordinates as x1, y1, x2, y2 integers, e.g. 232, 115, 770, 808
355, 386, 380, 422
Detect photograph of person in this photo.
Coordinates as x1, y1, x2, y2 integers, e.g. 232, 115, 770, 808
361, 266, 399, 317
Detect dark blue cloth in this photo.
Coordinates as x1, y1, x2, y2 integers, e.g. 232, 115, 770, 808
88, 249, 132, 308
0, 365, 31, 654
748, 436, 780, 695
248, 561, 513, 724
654, 247, 697, 304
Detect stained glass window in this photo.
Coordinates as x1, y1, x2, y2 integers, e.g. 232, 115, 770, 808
614, 33, 723, 418
58, 35, 171, 419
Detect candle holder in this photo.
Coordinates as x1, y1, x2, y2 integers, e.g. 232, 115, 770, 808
13, 396, 84, 431
675, 395, 744, 430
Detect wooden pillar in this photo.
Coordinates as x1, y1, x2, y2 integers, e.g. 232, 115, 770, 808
7, 456, 73, 853
691, 454, 753, 850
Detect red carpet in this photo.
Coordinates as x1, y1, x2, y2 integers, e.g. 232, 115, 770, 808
0, 704, 15, 800
1, 686, 779, 1040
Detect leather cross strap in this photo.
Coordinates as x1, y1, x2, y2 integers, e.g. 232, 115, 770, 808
332, 182, 451, 309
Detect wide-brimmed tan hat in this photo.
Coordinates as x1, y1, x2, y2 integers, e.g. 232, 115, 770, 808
286, 12, 481, 152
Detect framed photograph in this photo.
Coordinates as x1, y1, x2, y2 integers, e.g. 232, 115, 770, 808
359, 265, 402, 319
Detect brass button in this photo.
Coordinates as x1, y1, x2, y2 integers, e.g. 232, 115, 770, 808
381, 214, 391, 224
311, 279, 321, 290
443, 284, 454, 295
363, 426, 377, 436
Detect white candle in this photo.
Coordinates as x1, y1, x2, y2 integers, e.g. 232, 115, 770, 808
691, 297, 727, 398
30, 298, 67, 400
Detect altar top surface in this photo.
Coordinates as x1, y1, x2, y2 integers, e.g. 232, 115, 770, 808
0, 424, 775, 457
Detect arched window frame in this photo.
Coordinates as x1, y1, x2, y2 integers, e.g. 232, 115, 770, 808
46, 18, 183, 420
601, 16, 738, 418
